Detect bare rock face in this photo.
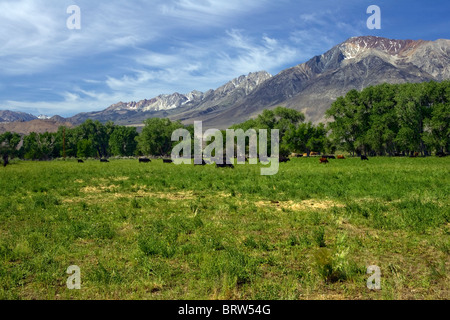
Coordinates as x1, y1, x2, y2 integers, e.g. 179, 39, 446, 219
66, 71, 272, 125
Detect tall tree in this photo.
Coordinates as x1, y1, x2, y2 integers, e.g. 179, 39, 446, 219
284, 122, 328, 156
423, 103, 450, 154
0, 132, 21, 166
109, 126, 138, 156
136, 118, 185, 156
76, 120, 110, 158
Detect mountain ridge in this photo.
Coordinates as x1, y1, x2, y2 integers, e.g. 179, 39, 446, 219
2, 36, 450, 130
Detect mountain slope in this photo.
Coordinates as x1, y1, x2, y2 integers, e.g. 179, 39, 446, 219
67, 71, 272, 126
0, 110, 37, 123
2, 36, 449, 131
199, 36, 449, 128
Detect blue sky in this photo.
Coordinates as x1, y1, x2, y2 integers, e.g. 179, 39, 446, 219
1, 0, 449, 117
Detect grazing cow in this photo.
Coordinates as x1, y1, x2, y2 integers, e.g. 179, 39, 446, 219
216, 158, 234, 168
337, 155, 345, 159
436, 151, 447, 157
163, 159, 173, 164
323, 155, 336, 159
310, 151, 319, 156
78, 159, 84, 163
279, 156, 290, 163
139, 158, 151, 163
216, 156, 234, 168
100, 159, 109, 163
319, 157, 329, 164
216, 163, 234, 168
361, 155, 369, 161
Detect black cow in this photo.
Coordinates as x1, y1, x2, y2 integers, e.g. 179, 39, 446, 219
216, 163, 234, 169
139, 158, 151, 163
322, 155, 336, 159
216, 157, 234, 168
279, 156, 290, 163
78, 159, 84, 163
100, 159, 109, 163
163, 159, 173, 164
361, 155, 369, 161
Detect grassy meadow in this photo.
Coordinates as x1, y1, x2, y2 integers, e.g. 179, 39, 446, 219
0, 156, 448, 300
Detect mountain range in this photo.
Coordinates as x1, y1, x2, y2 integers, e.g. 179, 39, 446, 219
2, 36, 450, 132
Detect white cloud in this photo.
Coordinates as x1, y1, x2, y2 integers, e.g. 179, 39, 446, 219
159, 0, 269, 25
0, 0, 370, 117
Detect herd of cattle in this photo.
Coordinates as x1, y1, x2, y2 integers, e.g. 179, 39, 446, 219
76, 150, 447, 168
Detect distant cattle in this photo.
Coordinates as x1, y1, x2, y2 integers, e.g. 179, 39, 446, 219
337, 155, 345, 159
291, 153, 303, 158
361, 155, 369, 161
319, 157, 329, 164
100, 159, 109, 163
163, 159, 173, 164
279, 156, 290, 163
216, 158, 234, 168
322, 155, 336, 159
436, 151, 447, 157
310, 151, 320, 156
78, 159, 84, 163
139, 158, 151, 163
216, 156, 234, 168
216, 163, 234, 168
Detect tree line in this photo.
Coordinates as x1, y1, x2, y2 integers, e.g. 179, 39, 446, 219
0, 81, 449, 166
326, 81, 450, 156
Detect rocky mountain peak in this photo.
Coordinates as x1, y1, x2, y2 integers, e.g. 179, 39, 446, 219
216, 71, 272, 96
340, 36, 425, 59
0, 110, 37, 123
4, 37, 448, 130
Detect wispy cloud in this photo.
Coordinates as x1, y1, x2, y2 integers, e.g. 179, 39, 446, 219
1, 0, 449, 117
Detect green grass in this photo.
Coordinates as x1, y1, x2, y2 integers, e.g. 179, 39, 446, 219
0, 157, 448, 300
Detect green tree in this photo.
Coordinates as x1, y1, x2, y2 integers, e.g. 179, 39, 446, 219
423, 103, 450, 153
22, 132, 42, 160
76, 120, 111, 158
0, 132, 21, 166
284, 122, 328, 156
326, 81, 450, 156
77, 139, 96, 158
109, 126, 138, 156
136, 118, 185, 156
